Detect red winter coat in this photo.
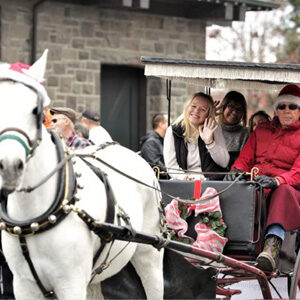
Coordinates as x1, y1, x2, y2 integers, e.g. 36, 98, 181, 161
232, 117, 300, 190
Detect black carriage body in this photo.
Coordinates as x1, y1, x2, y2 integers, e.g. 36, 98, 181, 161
159, 180, 260, 258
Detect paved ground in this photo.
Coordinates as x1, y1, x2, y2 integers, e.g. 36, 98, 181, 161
227, 277, 300, 299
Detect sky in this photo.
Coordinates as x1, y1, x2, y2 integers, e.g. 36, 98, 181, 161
205, 6, 293, 63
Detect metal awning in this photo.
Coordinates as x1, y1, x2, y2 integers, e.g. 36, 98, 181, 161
141, 57, 300, 91
96, 0, 279, 23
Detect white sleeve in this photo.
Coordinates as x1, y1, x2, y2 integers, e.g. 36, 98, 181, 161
163, 126, 186, 180
205, 124, 229, 168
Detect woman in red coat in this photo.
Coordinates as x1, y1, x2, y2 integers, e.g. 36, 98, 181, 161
225, 84, 300, 272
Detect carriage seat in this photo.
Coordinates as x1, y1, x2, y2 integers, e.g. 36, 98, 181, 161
159, 180, 263, 259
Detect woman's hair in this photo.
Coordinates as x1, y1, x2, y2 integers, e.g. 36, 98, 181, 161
175, 92, 215, 141
248, 110, 271, 133
219, 91, 247, 126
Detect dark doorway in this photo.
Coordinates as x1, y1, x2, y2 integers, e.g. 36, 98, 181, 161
101, 65, 146, 151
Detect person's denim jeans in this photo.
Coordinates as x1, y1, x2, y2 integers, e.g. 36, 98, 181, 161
266, 224, 286, 241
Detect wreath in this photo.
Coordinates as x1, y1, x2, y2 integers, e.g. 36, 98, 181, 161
165, 186, 228, 262
178, 202, 227, 238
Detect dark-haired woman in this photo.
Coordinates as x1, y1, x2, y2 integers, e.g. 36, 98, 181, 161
163, 92, 229, 181
219, 91, 249, 168
249, 110, 271, 133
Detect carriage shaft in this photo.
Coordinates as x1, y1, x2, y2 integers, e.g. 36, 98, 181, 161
92, 222, 272, 299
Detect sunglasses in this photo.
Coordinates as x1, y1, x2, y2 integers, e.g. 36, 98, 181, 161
227, 104, 243, 113
276, 103, 299, 110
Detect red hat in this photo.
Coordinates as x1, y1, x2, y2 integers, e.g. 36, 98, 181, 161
0, 50, 50, 107
274, 84, 300, 108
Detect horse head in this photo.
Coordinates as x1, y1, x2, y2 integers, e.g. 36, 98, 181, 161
0, 50, 49, 194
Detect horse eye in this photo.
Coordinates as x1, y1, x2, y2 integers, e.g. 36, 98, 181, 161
32, 107, 38, 115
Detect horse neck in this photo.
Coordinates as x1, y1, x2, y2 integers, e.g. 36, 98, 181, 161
8, 128, 59, 220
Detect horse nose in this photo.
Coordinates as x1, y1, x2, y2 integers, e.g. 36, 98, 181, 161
0, 158, 24, 174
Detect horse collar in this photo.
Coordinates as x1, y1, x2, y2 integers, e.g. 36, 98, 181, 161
0, 131, 77, 237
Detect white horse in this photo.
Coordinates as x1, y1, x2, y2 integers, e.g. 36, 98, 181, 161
0, 52, 164, 299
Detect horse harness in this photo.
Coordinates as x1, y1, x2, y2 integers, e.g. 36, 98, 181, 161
0, 128, 260, 298
0, 79, 257, 299
0, 133, 132, 298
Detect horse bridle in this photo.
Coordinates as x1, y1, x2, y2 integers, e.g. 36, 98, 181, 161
0, 82, 70, 298
0, 80, 121, 298
0, 81, 44, 162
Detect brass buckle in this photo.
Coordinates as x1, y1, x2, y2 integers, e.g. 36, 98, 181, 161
249, 167, 259, 181
153, 166, 161, 179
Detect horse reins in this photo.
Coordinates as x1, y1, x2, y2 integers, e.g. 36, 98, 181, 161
0, 139, 134, 298
0, 79, 258, 294
14, 144, 255, 205
0, 79, 265, 298
0, 135, 261, 298
77, 152, 250, 204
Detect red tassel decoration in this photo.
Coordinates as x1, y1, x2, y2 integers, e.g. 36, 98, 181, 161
193, 180, 202, 199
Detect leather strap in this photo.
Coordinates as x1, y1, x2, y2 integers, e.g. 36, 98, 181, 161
19, 236, 56, 298
0, 131, 76, 236
79, 158, 116, 267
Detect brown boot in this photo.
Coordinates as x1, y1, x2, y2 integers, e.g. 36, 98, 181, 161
256, 235, 282, 272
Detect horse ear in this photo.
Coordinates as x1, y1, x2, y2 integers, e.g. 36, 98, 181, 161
24, 49, 48, 84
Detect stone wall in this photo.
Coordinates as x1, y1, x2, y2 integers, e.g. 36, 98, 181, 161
0, 0, 33, 63
0, 0, 206, 130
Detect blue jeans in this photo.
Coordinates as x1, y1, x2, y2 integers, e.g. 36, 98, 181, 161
266, 224, 286, 241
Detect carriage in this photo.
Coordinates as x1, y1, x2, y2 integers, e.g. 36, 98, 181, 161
0, 52, 299, 299
141, 56, 300, 299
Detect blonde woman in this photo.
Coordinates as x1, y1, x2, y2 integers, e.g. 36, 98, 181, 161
163, 92, 229, 180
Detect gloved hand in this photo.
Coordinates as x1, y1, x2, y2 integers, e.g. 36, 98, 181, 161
254, 175, 279, 189
223, 169, 245, 181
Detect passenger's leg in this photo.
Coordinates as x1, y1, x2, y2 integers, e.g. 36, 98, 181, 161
256, 224, 285, 272
256, 184, 300, 272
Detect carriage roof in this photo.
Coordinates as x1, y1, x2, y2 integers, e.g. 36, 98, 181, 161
141, 56, 300, 91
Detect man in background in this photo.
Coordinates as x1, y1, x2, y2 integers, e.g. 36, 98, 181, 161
140, 113, 168, 178
81, 109, 112, 145
75, 123, 89, 139
50, 107, 91, 149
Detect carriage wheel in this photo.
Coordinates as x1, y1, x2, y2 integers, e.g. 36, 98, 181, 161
289, 249, 300, 299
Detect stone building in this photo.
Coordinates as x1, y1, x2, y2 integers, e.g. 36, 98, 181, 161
0, 0, 277, 150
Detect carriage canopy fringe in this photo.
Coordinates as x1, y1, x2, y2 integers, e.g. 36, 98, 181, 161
141, 57, 300, 91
